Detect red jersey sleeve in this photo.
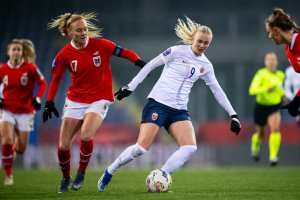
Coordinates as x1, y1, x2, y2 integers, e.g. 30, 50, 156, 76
47, 54, 66, 101
100, 38, 139, 63
31, 65, 47, 98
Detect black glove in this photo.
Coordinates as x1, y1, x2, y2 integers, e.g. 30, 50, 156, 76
32, 97, 41, 110
43, 101, 59, 123
134, 59, 147, 68
230, 115, 241, 135
280, 96, 300, 117
0, 98, 3, 108
114, 86, 132, 101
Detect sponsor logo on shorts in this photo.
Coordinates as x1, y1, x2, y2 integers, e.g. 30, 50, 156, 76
151, 112, 158, 121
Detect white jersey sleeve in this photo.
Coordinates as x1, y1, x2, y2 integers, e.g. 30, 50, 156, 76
127, 55, 164, 91
209, 82, 237, 116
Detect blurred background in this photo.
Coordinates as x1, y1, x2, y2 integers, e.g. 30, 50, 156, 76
0, 0, 299, 169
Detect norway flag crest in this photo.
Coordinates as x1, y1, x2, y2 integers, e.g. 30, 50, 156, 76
151, 112, 158, 121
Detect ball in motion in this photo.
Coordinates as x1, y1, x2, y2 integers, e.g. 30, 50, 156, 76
146, 169, 172, 192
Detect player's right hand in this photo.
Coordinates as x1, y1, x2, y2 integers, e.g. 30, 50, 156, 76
114, 86, 132, 101
134, 59, 147, 68
43, 101, 59, 123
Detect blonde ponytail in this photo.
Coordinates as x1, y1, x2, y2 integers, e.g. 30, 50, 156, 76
48, 12, 102, 38
175, 16, 212, 44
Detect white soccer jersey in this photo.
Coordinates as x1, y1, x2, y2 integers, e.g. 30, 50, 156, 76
285, 66, 300, 100
127, 45, 236, 116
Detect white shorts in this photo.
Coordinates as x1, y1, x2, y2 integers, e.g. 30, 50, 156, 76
0, 110, 34, 132
62, 98, 113, 120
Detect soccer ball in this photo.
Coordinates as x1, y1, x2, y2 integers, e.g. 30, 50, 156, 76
146, 169, 172, 192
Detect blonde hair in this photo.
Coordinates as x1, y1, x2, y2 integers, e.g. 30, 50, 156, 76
7, 39, 36, 64
265, 8, 300, 32
19, 39, 36, 64
175, 16, 212, 44
48, 12, 102, 38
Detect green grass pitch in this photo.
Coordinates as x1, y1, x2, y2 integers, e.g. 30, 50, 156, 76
0, 167, 299, 200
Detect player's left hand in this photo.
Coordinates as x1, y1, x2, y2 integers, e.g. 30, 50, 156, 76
135, 59, 147, 68
32, 96, 41, 110
114, 86, 132, 101
230, 115, 241, 135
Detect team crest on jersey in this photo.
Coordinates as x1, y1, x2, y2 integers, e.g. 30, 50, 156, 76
151, 112, 158, 121
200, 67, 205, 73
93, 56, 101, 67
21, 73, 28, 86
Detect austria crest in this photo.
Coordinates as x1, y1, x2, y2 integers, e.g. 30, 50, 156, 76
93, 56, 101, 67
21, 73, 28, 86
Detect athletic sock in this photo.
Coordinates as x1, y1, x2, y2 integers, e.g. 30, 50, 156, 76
269, 132, 281, 160
78, 139, 93, 174
107, 144, 147, 175
2, 144, 13, 176
161, 145, 197, 174
251, 132, 262, 155
58, 148, 71, 179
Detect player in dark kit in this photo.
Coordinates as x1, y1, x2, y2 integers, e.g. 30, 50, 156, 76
45, 12, 146, 193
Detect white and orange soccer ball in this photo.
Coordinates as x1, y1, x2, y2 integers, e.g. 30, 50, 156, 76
146, 169, 172, 192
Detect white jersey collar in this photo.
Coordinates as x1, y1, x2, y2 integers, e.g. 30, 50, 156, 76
290, 32, 298, 50
7, 59, 24, 69
71, 37, 89, 49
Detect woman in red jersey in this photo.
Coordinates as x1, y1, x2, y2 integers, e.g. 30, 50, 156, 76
0, 39, 47, 185
265, 8, 300, 117
44, 12, 146, 193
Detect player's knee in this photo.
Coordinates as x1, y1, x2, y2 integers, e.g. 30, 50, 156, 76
132, 144, 147, 158
59, 142, 71, 151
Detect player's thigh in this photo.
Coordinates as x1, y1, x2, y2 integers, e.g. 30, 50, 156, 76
137, 123, 160, 150
0, 121, 15, 144
168, 120, 196, 146
267, 111, 281, 132
14, 130, 30, 152
59, 117, 83, 149
81, 112, 103, 140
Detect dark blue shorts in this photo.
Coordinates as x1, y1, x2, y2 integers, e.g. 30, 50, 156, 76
141, 98, 191, 131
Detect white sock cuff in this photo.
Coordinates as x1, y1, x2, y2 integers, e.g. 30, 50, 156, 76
134, 144, 147, 155
180, 145, 197, 152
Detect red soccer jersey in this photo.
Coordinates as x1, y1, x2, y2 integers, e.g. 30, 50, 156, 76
0, 61, 47, 114
286, 33, 300, 96
48, 37, 139, 103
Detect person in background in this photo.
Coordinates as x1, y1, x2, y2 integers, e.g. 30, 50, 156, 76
44, 12, 146, 193
0, 39, 46, 185
249, 52, 284, 166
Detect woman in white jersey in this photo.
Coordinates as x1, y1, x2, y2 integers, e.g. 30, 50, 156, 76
97, 16, 241, 192
284, 65, 300, 125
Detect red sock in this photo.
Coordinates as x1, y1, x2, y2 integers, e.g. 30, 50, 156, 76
2, 144, 13, 176
78, 139, 93, 174
58, 148, 71, 179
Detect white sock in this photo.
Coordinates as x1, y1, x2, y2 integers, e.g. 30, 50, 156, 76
161, 145, 197, 174
107, 144, 147, 175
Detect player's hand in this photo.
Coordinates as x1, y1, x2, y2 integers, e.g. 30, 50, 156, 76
114, 86, 132, 101
0, 98, 4, 108
230, 115, 241, 135
43, 101, 59, 123
135, 59, 147, 68
32, 97, 42, 110
280, 96, 300, 117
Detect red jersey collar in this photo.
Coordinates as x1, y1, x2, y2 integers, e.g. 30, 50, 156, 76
290, 32, 298, 50
7, 59, 24, 69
